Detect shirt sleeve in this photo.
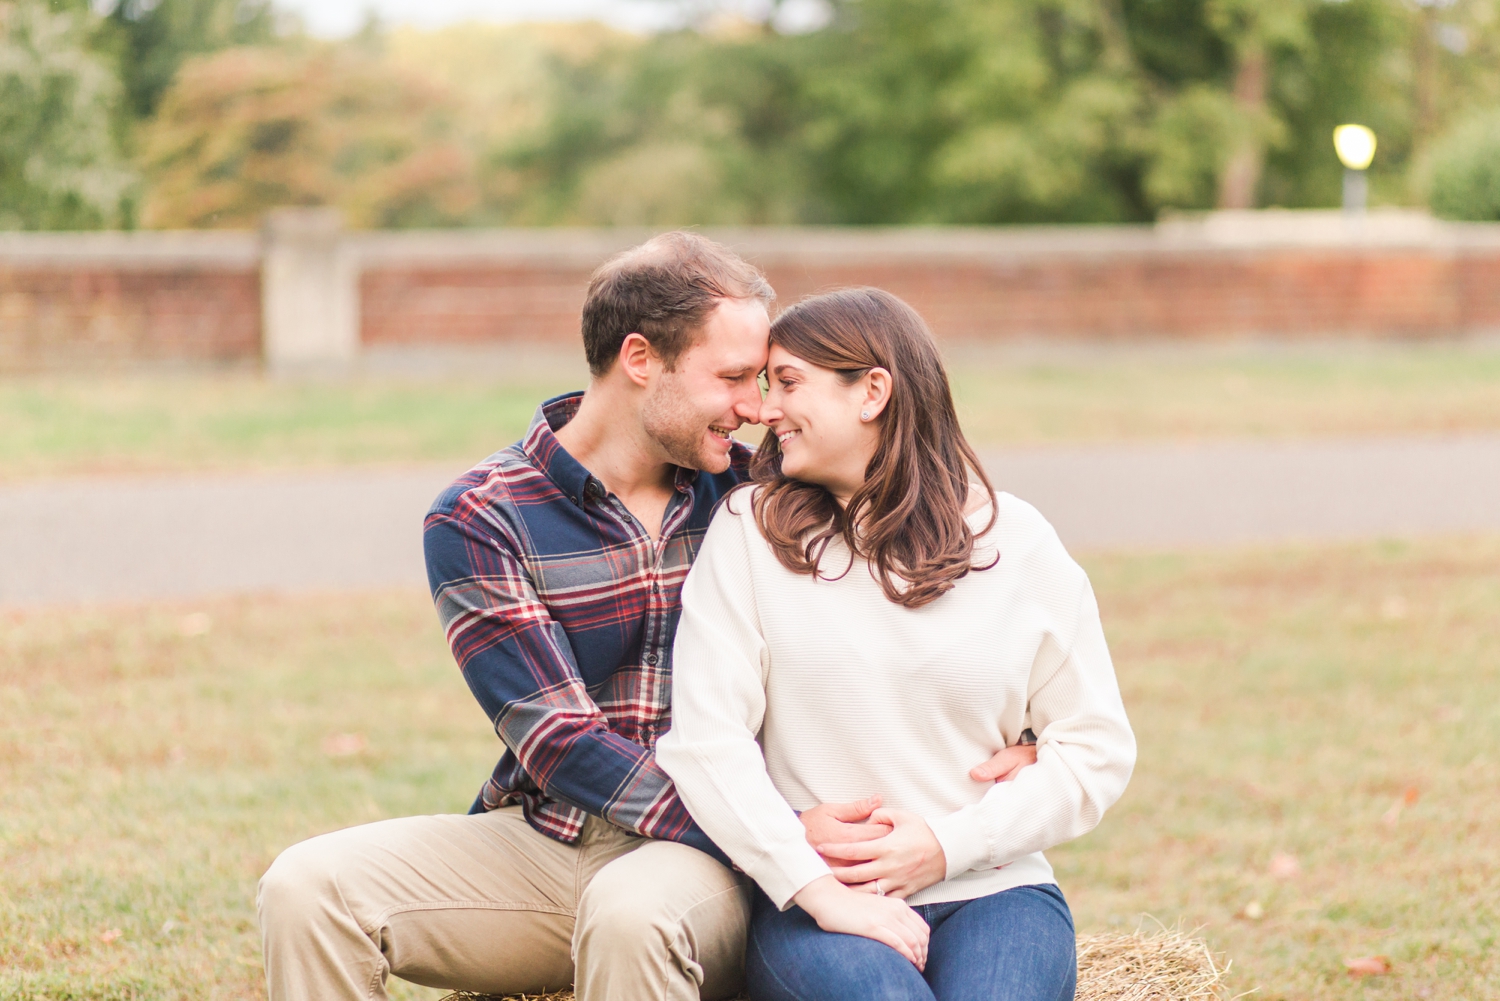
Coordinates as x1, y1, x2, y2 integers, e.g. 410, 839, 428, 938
655, 504, 833, 909
926, 573, 1137, 879
424, 507, 722, 859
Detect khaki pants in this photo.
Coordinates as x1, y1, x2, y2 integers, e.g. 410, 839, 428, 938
257, 807, 750, 1001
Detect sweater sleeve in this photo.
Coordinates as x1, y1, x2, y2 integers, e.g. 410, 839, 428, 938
926, 575, 1137, 879
655, 504, 833, 909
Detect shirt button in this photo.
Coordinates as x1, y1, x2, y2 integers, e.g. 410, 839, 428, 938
645, 653, 659, 666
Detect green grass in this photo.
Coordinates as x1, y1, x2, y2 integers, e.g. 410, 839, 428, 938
946, 341, 1500, 446
1059, 537, 1500, 1000
2, 537, 1496, 999
3, 342, 1500, 480
0, 373, 577, 482
0, 593, 483, 1001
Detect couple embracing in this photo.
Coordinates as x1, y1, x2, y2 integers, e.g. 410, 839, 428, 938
258, 233, 1136, 1001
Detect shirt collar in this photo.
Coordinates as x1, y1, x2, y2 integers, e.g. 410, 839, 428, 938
524, 392, 700, 506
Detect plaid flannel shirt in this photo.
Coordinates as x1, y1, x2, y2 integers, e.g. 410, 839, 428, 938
424, 392, 751, 858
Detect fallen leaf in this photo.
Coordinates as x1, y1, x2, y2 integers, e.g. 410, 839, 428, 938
322, 733, 366, 758
99, 928, 122, 945
1269, 852, 1301, 879
1344, 955, 1392, 977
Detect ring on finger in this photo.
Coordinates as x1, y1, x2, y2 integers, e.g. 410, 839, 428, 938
875, 880, 884, 896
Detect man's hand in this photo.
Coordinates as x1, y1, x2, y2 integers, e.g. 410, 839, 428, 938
818, 808, 947, 899
969, 742, 1038, 783
799, 796, 892, 868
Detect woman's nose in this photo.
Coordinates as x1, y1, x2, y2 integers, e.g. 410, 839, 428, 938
756, 395, 781, 427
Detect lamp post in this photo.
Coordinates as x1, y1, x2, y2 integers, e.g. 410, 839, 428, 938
1333, 124, 1377, 215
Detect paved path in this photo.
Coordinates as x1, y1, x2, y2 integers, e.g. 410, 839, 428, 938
3, 434, 1499, 608
0, 467, 458, 608
989, 434, 1500, 550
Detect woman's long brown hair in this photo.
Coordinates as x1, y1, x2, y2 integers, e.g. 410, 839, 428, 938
749, 287, 998, 608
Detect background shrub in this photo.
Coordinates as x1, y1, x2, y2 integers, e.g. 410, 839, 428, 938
1427, 110, 1500, 222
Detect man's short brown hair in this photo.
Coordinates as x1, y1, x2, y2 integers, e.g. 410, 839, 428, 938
581, 232, 774, 377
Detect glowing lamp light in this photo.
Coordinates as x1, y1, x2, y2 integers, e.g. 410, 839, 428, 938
1333, 124, 1377, 171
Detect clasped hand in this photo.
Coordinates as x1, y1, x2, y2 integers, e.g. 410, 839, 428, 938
797, 741, 1038, 900
789, 743, 1039, 968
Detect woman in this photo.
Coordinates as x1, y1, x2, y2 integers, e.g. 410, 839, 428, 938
655, 288, 1136, 1001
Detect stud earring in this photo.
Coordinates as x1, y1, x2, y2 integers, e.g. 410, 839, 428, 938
860, 410, 871, 421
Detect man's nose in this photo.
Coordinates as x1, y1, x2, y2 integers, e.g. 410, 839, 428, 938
733, 384, 763, 423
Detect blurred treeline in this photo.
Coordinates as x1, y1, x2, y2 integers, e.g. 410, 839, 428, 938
4, 0, 1500, 231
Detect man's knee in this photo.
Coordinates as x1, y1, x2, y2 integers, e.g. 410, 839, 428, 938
258, 833, 346, 931
575, 875, 676, 952
574, 842, 748, 1000
577, 843, 746, 946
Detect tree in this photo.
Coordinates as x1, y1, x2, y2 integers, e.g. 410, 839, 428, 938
106, 0, 277, 119
0, 0, 134, 229
689, 0, 1158, 225
138, 43, 479, 229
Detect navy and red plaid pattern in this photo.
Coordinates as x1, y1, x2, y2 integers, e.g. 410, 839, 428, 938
424, 392, 750, 857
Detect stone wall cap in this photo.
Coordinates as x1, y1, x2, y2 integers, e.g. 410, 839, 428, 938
345, 212, 1500, 267
4, 212, 1500, 272
0, 230, 260, 268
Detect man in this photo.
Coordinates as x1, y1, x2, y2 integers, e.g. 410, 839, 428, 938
257, 232, 1033, 1001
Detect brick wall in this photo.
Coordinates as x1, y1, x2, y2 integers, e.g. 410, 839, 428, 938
354, 216, 1500, 353
4, 213, 1500, 372
0, 233, 261, 371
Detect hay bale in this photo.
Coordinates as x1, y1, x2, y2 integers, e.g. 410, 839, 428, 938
441, 928, 1228, 1001
1075, 928, 1228, 1001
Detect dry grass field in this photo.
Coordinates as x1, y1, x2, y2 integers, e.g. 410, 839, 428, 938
2, 537, 1496, 1000
2, 342, 1499, 481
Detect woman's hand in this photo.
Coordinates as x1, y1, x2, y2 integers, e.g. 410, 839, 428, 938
817, 808, 947, 899
792, 875, 930, 970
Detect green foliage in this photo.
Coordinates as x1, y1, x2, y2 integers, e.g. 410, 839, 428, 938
1427, 110, 1500, 221
106, 0, 277, 119
16, 0, 1500, 229
0, 0, 134, 229
1255, 0, 1411, 210
460, 0, 1500, 225
790, 0, 1148, 223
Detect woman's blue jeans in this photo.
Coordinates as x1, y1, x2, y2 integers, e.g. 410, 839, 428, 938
745, 883, 1077, 1001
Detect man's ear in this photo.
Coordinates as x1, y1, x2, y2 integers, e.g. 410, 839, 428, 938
618, 333, 658, 389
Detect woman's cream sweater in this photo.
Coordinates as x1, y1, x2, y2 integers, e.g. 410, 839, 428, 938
655, 489, 1136, 909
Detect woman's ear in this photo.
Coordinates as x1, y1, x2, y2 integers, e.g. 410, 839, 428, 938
862, 367, 893, 422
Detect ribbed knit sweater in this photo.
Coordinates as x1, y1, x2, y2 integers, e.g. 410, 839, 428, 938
656, 489, 1136, 909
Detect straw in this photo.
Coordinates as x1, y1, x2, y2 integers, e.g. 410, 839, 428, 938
440, 926, 1230, 1001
